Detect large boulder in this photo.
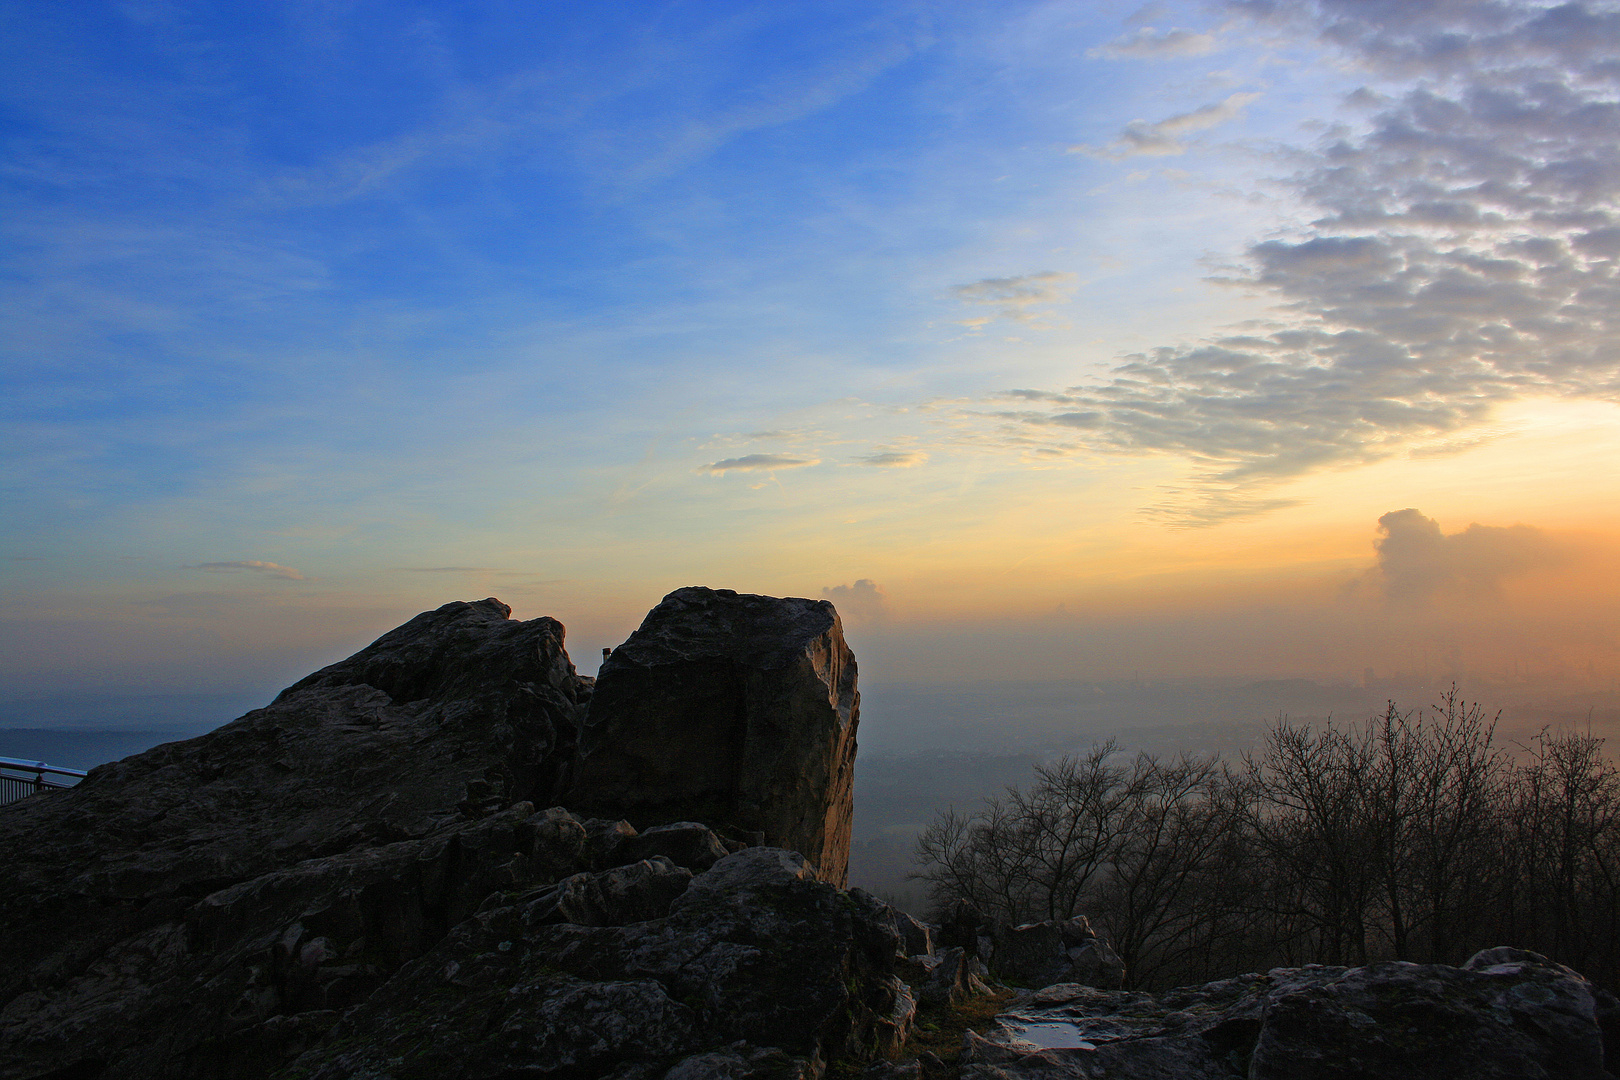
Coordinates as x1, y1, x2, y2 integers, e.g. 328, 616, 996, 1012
568, 587, 860, 885
961, 948, 1614, 1080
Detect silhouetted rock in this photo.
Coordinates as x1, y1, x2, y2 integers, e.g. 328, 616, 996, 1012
0, 599, 591, 1080
520, 856, 694, 927
620, 821, 733, 872
581, 816, 641, 869
962, 948, 1614, 1080
0, 802, 588, 1080
568, 587, 859, 885
0, 591, 887, 1080
666, 1042, 818, 1080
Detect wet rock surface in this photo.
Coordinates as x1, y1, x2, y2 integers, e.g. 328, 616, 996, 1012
568, 587, 860, 885
962, 948, 1614, 1080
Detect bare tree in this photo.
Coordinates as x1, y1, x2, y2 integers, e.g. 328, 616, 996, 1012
912, 743, 1129, 927
913, 694, 1620, 992
1243, 719, 1378, 964
1501, 727, 1620, 984
1089, 754, 1244, 988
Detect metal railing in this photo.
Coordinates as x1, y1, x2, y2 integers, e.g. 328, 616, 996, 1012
1, 757, 88, 806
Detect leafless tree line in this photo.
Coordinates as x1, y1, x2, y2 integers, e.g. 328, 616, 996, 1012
912, 691, 1620, 992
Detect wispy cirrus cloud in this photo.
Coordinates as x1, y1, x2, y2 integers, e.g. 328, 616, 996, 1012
697, 453, 819, 475
187, 560, 305, 580
951, 271, 1075, 329
1088, 26, 1221, 60
1071, 91, 1261, 158
858, 450, 928, 468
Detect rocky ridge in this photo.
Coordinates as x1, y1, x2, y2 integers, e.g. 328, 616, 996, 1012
1, 587, 1616, 1080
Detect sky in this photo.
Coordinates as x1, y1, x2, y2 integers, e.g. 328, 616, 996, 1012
3, 0, 1619, 721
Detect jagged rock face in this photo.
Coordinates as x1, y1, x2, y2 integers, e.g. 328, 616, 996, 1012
568, 587, 860, 886
1, 598, 585, 901
963, 948, 1613, 1080
289, 848, 908, 1080
0, 803, 589, 1080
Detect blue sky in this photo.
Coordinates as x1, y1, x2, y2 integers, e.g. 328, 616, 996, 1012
5, 1, 1620, 708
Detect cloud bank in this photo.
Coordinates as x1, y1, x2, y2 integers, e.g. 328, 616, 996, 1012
982, 0, 1620, 523
1372, 508, 1563, 602
821, 578, 887, 617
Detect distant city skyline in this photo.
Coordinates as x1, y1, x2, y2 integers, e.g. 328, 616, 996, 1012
5, 2, 1618, 718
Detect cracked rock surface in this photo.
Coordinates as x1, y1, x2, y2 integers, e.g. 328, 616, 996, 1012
292, 847, 908, 1080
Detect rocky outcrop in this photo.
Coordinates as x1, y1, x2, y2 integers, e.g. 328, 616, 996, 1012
902, 946, 992, 1007
568, 587, 860, 885
0, 590, 883, 1080
963, 947, 1615, 1080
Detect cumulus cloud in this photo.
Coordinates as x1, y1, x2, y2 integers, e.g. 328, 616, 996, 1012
1090, 26, 1220, 60
188, 560, 305, 580
860, 450, 928, 468
697, 453, 819, 475
821, 579, 887, 617
975, 1, 1620, 524
1371, 508, 1563, 602
1073, 92, 1261, 158
952, 271, 1075, 327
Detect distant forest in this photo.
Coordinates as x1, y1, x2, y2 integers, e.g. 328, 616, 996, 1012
913, 690, 1620, 993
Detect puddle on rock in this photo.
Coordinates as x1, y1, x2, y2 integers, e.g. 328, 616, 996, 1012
1008, 1021, 1098, 1050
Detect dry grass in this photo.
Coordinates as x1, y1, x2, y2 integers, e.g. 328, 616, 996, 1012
896, 988, 1018, 1078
